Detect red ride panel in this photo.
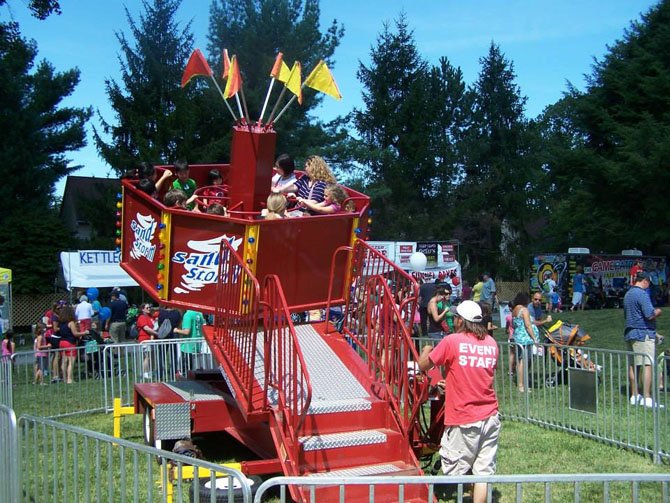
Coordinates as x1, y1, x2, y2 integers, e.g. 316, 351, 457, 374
167, 212, 247, 314
121, 189, 162, 296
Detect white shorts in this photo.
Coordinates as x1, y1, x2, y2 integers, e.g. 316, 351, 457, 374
439, 413, 501, 476
572, 292, 583, 306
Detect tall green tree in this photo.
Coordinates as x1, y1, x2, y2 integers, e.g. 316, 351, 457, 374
207, 0, 344, 158
455, 42, 534, 277
540, 1, 670, 255
0, 6, 89, 292
353, 16, 466, 239
95, 0, 208, 173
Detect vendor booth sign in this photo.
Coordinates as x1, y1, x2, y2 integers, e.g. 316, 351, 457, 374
61, 250, 138, 289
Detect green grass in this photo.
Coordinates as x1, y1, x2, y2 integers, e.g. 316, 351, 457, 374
12, 308, 670, 502
42, 410, 667, 502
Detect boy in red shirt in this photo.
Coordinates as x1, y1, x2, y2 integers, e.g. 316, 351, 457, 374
419, 300, 500, 503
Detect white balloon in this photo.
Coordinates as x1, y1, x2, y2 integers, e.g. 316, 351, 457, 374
409, 252, 427, 272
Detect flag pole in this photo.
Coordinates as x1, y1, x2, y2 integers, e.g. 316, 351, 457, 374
209, 75, 238, 121
234, 93, 244, 121
239, 86, 251, 123
272, 94, 297, 124
258, 78, 276, 125
267, 86, 288, 124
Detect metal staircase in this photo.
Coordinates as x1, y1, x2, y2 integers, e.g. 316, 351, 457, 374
207, 239, 431, 502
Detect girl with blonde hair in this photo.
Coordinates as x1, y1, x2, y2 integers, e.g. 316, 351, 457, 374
265, 193, 287, 220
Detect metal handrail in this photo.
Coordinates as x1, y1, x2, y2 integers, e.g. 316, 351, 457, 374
212, 239, 264, 415
261, 275, 313, 465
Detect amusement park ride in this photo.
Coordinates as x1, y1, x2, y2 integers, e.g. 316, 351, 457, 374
119, 54, 444, 502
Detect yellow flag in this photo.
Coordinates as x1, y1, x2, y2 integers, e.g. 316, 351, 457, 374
223, 55, 242, 99
285, 62, 302, 104
304, 60, 342, 100
270, 53, 292, 83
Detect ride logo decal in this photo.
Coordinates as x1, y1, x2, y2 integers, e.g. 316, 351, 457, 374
171, 234, 243, 294
129, 213, 157, 262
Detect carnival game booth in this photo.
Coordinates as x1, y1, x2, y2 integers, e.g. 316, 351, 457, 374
0, 267, 12, 332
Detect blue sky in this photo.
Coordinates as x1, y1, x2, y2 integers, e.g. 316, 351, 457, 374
3, 0, 659, 196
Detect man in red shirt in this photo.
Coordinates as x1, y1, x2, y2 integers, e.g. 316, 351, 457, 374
630, 259, 644, 286
418, 300, 500, 503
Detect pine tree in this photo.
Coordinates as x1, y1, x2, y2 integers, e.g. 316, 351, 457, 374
455, 42, 533, 276
354, 17, 466, 239
206, 0, 344, 158
540, 1, 670, 254
95, 0, 206, 174
0, 7, 90, 292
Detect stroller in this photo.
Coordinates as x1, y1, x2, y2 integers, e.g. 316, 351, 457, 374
541, 320, 599, 387
81, 329, 115, 379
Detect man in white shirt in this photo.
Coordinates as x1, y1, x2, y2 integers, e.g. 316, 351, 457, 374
75, 295, 94, 332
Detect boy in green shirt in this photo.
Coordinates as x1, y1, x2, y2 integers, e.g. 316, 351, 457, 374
171, 160, 197, 209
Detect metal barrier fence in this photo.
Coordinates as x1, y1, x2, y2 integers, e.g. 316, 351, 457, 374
19, 414, 252, 502
102, 339, 215, 410
254, 474, 670, 502
0, 404, 19, 503
4, 339, 213, 417
0, 358, 12, 408
415, 336, 669, 463
3, 336, 669, 463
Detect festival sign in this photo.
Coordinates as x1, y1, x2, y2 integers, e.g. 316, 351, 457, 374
368, 241, 395, 262
416, 242, 438, 268
167, 212, 246, 313
395, 242, 416, 268
121, 188, 162, 295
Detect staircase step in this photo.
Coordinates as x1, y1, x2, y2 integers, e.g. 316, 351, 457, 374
305, 461, 417, 477
299, 429, 386, 451
307, 398, 371, 415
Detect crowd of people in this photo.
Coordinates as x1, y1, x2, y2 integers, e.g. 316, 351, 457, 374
134, 154, 354, 219
29, 288, 208, 384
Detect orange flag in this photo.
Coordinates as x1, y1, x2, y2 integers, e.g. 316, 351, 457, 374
181, 49, 213, 88
270, 52, 291, 83
304, 60, 342, 100
285, 61, 302, 104
223, 55, 242, 99
222, 49, 231, 79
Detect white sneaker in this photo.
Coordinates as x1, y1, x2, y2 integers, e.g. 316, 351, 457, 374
630, 394, 643, 405
143, 372, 151, 379
641, 397, 665, 409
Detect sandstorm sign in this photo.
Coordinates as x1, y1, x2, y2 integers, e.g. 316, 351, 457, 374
171, 234, 243, 294
166, 214, 247, 311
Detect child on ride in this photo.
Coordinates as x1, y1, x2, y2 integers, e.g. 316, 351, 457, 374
200, 169, 227, 207
171, 160, 197, 209
297, 183, 347, 215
